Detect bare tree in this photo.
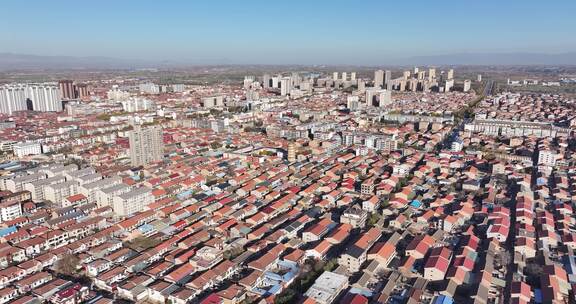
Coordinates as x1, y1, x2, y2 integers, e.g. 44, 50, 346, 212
55, 254, 80, 277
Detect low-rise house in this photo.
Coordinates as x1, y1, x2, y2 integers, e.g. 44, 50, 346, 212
15, 271, 52, 293
405, 234, 435, 259
340, 205, 368, 229
302, 218, 336, 243
0, 287, 18, 304
367, 242, 396, 268
305, 240, 332, 260
423, 247, 452, 281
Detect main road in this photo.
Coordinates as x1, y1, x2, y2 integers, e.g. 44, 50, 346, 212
483, 80, 495, 96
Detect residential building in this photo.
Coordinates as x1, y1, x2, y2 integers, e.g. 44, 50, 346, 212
128, 125, 164, 166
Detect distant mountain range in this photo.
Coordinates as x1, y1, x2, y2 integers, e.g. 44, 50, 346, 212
402, 52, 576, 66
0, 53, 150, 70
0, 52, 575, 70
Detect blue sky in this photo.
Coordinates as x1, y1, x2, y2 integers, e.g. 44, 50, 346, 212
1, 0, 575, 64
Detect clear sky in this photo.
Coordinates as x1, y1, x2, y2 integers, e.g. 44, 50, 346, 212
1, 0, 575, 65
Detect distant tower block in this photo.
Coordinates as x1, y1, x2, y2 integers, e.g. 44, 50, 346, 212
445, 79, 454, 92
374, 70, 384, 88
384, 70, 392, 88
447, 69, 454, 80
358, 80, 366, 92
477, 74, 482, 82
463, 80, 472, 92
280, 77, 291, 96
263, 74, 271, 88
272, 76, 280, 88
342, 72, 347, 81
59, 80, 76, 100
428, 68, 436, 81
379, 90, 392, 107
333, 72, 339, 81
76, 83, 89, 99
403, 70, 411, 80
351, 72, 356, 81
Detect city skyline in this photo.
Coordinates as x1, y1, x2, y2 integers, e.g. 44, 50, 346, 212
1, 0, 576, 65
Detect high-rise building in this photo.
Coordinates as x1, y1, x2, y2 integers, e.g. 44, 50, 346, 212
202, 96, 225, 108
172, 84, 185, 93
447, 69, 454, 80
280, 77, 291, 96
384, 70, 392, 88
342, 72, 347, 82
366, 88, 389, 106
333, 72, 339, 81
272, 76, 280, 88
366, 89, 377, 106
75, 83, 89, 99
409, 79, 419, 92
128, 125, 164, 166
463, 80, 472, 92
374, 70, 384, 88
107, 88, 131, 101
139, 83, 160, 94
445, 79, 455, 92
403, 71, 411, 80
27, 84, 62, 112
0, 83, 62, 114
386, 82, 393, 91
477, 74, 482, 82
262, 74, 271, 88
59, 80, 76, 100
358, 80, 366, 92
350, 72, 356, 81
0, 85, 28, 115
428, 68, 436, 81
243, 76, 255, 89
379, 90, 392, 107
417, 71, 426, 80
291, 72, 301, 87
347, 96, 359, 111
121, 98, 155, 112
398, 80, 407, 91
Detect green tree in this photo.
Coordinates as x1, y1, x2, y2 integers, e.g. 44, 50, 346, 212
210, 142, 222, 150
323, 258, 338, 271
380, 199, 390, 209
367, 212, 381, 227
275, 288, 297, 304
96, 114, 111, 121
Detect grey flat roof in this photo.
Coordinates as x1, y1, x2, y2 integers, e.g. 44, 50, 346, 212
83, 176, 122, 190
117, 187, 151, 200
100, 183, 130, 194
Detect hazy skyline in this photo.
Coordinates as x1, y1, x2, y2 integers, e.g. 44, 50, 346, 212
2, 0, 576, 65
